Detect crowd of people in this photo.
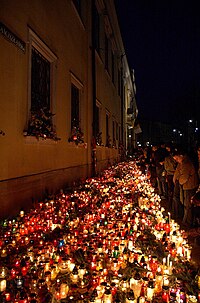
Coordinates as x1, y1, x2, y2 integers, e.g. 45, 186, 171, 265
134, 142, 200, 234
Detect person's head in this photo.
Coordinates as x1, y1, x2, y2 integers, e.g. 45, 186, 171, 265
160, 142, 166, 149
165, 142, 173, 153
172, 147, 186, 163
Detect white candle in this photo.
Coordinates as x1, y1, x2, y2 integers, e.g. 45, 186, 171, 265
167, 254, 170, 267
168, 212, 171, 224
163, 257, 166, 266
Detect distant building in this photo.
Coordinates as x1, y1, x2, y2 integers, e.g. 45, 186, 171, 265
137, 119, 174, 146
0, 0, 138, 218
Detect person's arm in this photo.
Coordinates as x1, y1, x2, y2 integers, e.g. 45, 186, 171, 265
173, 164, 180, 183
179, 163, 192, 185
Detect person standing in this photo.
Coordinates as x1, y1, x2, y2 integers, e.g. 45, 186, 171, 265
173, 147, 199, 228
164, 144, 177, 210
153, 143, 168, 198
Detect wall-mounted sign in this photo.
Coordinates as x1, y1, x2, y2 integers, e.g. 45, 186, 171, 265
0, 22, 26, 53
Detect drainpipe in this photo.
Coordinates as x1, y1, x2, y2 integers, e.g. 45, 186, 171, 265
91, 0, 97, 176
120, 56, 124, 145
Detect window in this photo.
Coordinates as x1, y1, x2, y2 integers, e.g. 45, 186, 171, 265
31, 47, 50, 111
111, 51, 115, 84
105, 34, 109, 71
118, 68, 121, 96
70, 73, 83, 129
116, 122, 119, 141
119, 125, 121, 142
113, 120, 116, 147
29, 29, 57, 112
25, 29, 59, 140
68, 74, 84, 145
106, 113, 111, 147
95, 104, 102, 145
71, 83, 80, 129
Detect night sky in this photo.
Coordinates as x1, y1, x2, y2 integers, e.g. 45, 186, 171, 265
115, 0, 200, 127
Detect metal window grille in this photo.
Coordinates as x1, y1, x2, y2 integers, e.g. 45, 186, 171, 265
31, 47, 50, 111
71, 84, 80, 129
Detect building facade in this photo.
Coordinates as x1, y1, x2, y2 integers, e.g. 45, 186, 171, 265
0, 0, 138, 218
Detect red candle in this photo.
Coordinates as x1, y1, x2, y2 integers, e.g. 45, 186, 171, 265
15, 260, 20, 268
162, 286, 169, 302
164, 223, 170, 234
5, 292, 11, 301
11, 268, 17, 278
21, 266, 28, 276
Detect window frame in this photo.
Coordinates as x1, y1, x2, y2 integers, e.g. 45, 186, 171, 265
28, 28, 57, 117
70, 72, 84, 131
113, 120, 115, 143
111, 51, 115, 84
105, 111, 111, 147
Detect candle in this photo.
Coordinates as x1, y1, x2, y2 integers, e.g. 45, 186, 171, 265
168, 212, 171, 224
60, 283, 69, 299
103, 288, 112, 303
167, 254, 170, 267
162, 286, 170, 302
146, 280, 155, 301
0, 277, 6, 292
15, 276, 23, 288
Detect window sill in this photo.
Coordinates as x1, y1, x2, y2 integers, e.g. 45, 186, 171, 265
24, 136, 58, 145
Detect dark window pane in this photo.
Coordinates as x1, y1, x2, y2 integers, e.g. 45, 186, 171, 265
71, 83, 80, 129
95, 105, 99, 135
112, 52, 115, 83
113, 121, 115, 140
116, 122, 118, 140
105, 34, 109, 71
31, 47, 50, 111
118, 69, 121, 96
